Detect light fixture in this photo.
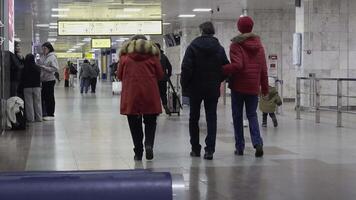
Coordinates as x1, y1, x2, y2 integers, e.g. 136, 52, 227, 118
116, 14, 131, 18
36, 24, 49, 27
51, 14, 67, 18
48, 38, 57, 42
69, 48, 75, 51
178, 14, 196, 18
163, 23, 171, 25
49, 26, 58, 29
51, 8, 70, 12
193, 8, 212, 12
77, 43, 85, 46
123, 8, 142, 12
82, 38, 91, 42
49, 22, 57, 26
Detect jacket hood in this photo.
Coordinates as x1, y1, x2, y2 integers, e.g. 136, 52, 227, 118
119, 39, 160, 61
191, 36, 222, 55
268, 86, 278, 98
231, 33, 262, 52
46, 52, 57, 59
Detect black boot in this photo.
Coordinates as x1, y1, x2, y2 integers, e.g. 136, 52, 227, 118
255, 145, 264, 157
163, 105, 170, 115
262, 113, 267, 127
270, 113, 278, 127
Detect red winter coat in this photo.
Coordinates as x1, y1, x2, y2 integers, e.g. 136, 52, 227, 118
223, 33, 269, 96
117, 39, 164, 115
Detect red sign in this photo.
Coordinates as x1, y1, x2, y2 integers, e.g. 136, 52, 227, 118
268, 54, 278, 60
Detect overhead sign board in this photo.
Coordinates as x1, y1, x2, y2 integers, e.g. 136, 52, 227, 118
91, 38, 111, 48
56, 52, 83, 59
58, 20, 162, 36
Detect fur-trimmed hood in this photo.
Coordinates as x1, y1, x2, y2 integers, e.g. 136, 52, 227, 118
119, 39, 160, 60
231, 33, 262, 52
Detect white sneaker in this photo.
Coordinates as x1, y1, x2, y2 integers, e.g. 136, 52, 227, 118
243, 120, 248, 127
43, 116, 55, 121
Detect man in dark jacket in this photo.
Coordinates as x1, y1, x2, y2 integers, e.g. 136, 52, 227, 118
155, 43, 172, 114
181, 21, 230, 160
9, 41, 24, 97
223, 16, 269, 158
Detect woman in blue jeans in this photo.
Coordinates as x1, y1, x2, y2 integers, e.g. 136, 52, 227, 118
223, 16, 269, 157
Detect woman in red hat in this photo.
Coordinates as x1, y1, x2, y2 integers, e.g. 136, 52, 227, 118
223, 16, 269, 157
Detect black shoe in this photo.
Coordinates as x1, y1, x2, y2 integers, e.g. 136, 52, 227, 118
146, 148, 154, 160
163, 105, 171, 115
203, 152, 213, 160
190, 151, 201, 157
273, 120, 278, 127
255, 145, 264, 157
262, 123, 267, 127
234, 150, 244, 156
134, 154, 142, 161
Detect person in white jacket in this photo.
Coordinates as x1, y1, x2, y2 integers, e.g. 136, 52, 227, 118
39, 42, 59, 121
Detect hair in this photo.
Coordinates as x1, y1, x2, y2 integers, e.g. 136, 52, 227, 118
131, 35, 147, 41
155, 43, 161, 50
199, 21, 215, 36
14, 41, 20, 53
24, 54, 36, 66
42, 42, 55, 53
83, 59, 89, 63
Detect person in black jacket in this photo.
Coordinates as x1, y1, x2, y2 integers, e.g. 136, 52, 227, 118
181, 21, 230, 160
10, 41, 24, 97
22, 54, 42, 122
155, 43, 173, 114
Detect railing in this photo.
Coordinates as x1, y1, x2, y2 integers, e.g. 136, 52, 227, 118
296, 77, 356, 127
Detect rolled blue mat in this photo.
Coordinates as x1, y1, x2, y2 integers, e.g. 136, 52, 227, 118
0, 170, 172, 200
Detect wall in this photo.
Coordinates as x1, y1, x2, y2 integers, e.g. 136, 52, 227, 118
300, 0, 356, 107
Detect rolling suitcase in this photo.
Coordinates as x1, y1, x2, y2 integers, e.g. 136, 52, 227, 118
167, 78, 182, 116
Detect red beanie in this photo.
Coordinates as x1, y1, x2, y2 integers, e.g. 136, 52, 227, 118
237, 16, 254, 33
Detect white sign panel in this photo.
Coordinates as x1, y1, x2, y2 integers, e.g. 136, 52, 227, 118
58, 21, 162, 36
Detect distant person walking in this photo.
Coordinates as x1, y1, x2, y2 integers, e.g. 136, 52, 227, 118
223, 16, 269, 157
90, 61, 100, 93
79, 59, 92, 94
155, 43, 173, 114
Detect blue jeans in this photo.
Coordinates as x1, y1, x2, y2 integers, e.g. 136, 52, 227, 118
80, 78, 90, 93
231, 91, 263, 151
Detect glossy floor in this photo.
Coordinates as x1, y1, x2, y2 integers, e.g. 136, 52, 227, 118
1, 82, 356, 200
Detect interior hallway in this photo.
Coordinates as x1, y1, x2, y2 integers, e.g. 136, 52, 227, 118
1, 81, 356, 200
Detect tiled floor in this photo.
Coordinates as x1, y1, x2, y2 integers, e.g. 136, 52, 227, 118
1, 81, 356, 200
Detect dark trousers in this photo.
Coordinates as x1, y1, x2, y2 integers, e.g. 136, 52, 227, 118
262, 112, 276, 122
64, 80, 69, 87
90, 78, 97, 93
189, 95, 218, 154
127, 114, 158, 156
158, 81, 168, 106
41, 80, 56, 117
80, 78, 90, 93
231, 91, 263, 151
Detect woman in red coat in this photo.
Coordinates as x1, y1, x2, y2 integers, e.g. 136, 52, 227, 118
223, 16, 269, 158
117, 35, 164, 161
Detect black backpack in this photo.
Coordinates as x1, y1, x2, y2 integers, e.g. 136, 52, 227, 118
70, 66, 77, 75
11, 107, 26, 130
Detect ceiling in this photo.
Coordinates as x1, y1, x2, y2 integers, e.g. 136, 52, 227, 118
14, 0, 294, 54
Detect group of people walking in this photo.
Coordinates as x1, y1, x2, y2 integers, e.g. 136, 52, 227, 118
78, 59, 100, 94
10, 41, 59, 122
118, 16, 282, 161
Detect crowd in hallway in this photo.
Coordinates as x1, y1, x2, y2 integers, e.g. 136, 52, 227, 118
7, 16, 283, 163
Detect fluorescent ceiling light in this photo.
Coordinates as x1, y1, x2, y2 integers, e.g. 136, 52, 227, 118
193, 8, 212, 12
116, 14, 131, 18
48, 38, 57, 42
49, 26, 58, 29
52, 8, 70, 12
77, 43, 85, 46
123, 8, 142, 12
163, 23, 171, 25
69, 49, 75, 51
178, 14, 196, 18
49, 22, 57, 26
14, 37, 21, 41
36, 24, 49, 27
67, 50, 73, 53
51, 14, 67, 18
83, 38, 91, 42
